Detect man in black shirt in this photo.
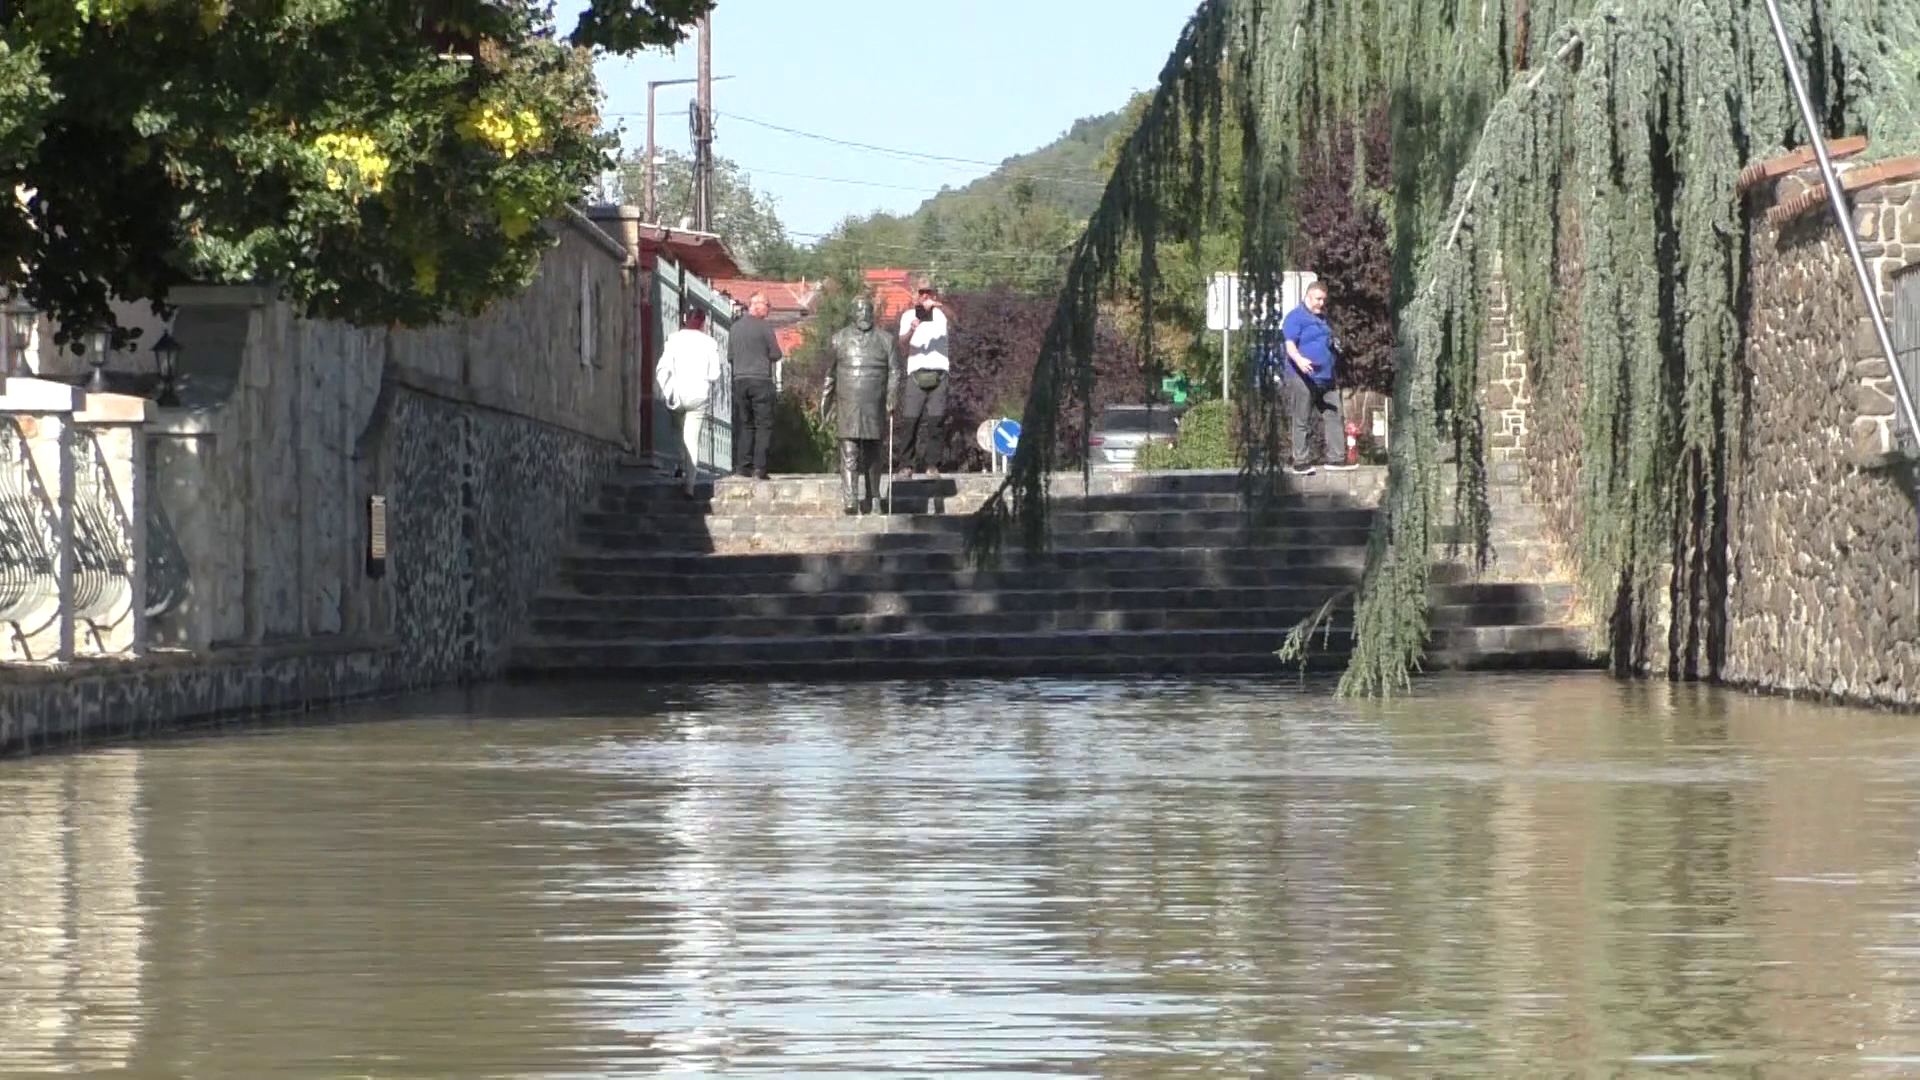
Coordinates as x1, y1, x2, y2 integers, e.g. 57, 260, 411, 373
727, 292, 782, 479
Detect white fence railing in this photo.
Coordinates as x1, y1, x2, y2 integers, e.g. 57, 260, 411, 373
0, 378, 154, 663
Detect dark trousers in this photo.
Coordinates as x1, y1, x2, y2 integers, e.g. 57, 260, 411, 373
894, 371, 949, 471
838, 438, 884, 510
1280, 373, 1344, 466
732, 377, 775, 476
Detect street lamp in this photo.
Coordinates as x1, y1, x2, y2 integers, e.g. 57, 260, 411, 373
1, 294, 32, 378
151, 330, 181, 406
85, 324, 112, 393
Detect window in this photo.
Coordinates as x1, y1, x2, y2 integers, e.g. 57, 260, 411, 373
579, 265, 595, 369
1098, 407, 1181, 435
1894, 268, 1920, 438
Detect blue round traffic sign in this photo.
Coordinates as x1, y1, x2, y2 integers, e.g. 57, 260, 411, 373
992, 419, 1021, 456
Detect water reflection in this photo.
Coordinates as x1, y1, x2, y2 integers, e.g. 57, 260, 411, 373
0, 751, 145, 1073
1, 674, 1919, 1076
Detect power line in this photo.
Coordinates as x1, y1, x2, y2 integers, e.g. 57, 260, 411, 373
722, 110, 1108, 187
785, 229, 1068, 261
730, 162, 1101, 205
604, 108, 1108, 188
728, 165, 951, 194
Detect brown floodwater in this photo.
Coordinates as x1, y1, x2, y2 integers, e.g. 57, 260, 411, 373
2, 673, 1919, 1077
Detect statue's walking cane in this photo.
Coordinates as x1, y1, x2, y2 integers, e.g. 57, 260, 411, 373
885, 413, 895, 532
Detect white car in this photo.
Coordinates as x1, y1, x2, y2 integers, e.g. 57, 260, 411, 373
1087, 404, 1180, 470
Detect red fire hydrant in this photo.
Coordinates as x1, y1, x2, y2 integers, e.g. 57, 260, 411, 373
1345, 420, 1361, 465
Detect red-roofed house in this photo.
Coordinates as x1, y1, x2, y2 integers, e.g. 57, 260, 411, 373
711, 278, 821, 323
712, 277, 823, 367
864, 268, 923, 330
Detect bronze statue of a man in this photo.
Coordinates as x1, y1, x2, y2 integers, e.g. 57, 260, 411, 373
821, 297, 901, 515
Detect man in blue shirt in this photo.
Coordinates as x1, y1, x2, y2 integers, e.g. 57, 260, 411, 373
1279, 280, 1352, 474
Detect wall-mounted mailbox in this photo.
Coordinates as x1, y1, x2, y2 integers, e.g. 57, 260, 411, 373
367, 495, 388, 579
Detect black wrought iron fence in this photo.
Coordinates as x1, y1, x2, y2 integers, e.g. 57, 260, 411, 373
0, 420, 61, 653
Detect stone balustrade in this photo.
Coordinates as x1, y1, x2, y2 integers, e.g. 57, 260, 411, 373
0, 378, 154, 664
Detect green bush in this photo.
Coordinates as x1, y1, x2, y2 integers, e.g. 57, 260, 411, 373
1136, 399, 1241, 470
767, 389, 837, 474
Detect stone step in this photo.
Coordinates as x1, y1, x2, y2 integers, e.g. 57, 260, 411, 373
596, 478, 1548, 519
599, 467, 1389, 499
532, 581, 1574, 623
561, 563, 1357, 599
530, 593, 1576, 643
554, 541, 1566, 586
507, 624, 1596, 679
582, 505, 1391, 534
583, 525, 1555, 560
576, 513, 1556, 542
577, 523, 1395, 554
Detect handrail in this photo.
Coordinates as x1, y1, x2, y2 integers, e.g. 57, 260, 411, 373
1761, 0, 1920, 446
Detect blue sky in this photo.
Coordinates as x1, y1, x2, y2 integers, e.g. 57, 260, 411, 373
561, 0, 1199, 240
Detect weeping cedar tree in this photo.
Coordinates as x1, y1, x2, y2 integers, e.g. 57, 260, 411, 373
967, 0, 1920, 694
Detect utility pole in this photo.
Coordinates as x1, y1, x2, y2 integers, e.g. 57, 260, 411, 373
691, 13, 715, 233
643, 74, 733, 224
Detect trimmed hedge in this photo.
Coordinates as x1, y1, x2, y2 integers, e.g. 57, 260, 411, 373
1136, 399, 1241, 470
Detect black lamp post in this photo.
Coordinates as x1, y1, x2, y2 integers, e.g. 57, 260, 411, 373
152, 330, 181, 406
85, 324, 111, 393
1, 295, 31, 379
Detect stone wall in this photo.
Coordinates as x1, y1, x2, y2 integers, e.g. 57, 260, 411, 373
1721, 172, 1920, 705
2, 214, 636, 755
380, 389, 619, 681
1482, 262, 1533, 465
1488, 166, 1920, 707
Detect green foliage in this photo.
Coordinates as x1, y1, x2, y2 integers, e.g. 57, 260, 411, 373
780, 110, 1129, 293
768, 388, 836, 474
616, 150, 793, 274
1137, 400, 1240, 470
979, 0, 1920, 696
569, 0, 714, 52
945, 111, 1132, 222
0, 0, 706, 342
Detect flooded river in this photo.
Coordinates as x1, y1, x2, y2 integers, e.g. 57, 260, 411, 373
3, 674, 1920, 1077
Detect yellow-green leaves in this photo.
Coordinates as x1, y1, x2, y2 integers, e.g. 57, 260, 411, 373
313, 131, 390, 195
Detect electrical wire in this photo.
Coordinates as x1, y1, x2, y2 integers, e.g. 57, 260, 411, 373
785, 229, 1067, 260
603, 108, 1108, 188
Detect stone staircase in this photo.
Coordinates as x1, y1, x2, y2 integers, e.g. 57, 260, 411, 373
507, 467, 1596, 680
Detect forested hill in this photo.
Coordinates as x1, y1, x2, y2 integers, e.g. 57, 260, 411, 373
786, 103, 1136, 293
915, 108, 1130, 222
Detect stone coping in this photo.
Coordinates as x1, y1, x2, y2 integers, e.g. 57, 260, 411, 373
0, 636, 416, 758
0, 636, 398, 683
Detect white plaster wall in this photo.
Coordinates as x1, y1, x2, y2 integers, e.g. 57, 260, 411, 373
26, 299, 171, 379
145, 213, 635, 654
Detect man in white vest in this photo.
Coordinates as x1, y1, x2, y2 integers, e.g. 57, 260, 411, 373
894, 284, 953, 478
655, 306, 723, 497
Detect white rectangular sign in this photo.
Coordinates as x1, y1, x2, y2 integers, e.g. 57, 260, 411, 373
1209, 270, 1321, 332
1205, 272, 1241, 332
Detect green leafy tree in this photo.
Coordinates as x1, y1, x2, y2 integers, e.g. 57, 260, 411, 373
615, 149, 793, 273
0, 0, 711, 343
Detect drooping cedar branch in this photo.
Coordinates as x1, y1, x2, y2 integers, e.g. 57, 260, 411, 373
971, 0, 1920, 694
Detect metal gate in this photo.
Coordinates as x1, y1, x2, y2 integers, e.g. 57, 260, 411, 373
651, 257, 735, 477
1894, 269, 1920, 442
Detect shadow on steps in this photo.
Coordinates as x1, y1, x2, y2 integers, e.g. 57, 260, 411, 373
510, 467, 1597, 681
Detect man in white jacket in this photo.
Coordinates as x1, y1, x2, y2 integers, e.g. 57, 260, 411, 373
655, 306, 723, 497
